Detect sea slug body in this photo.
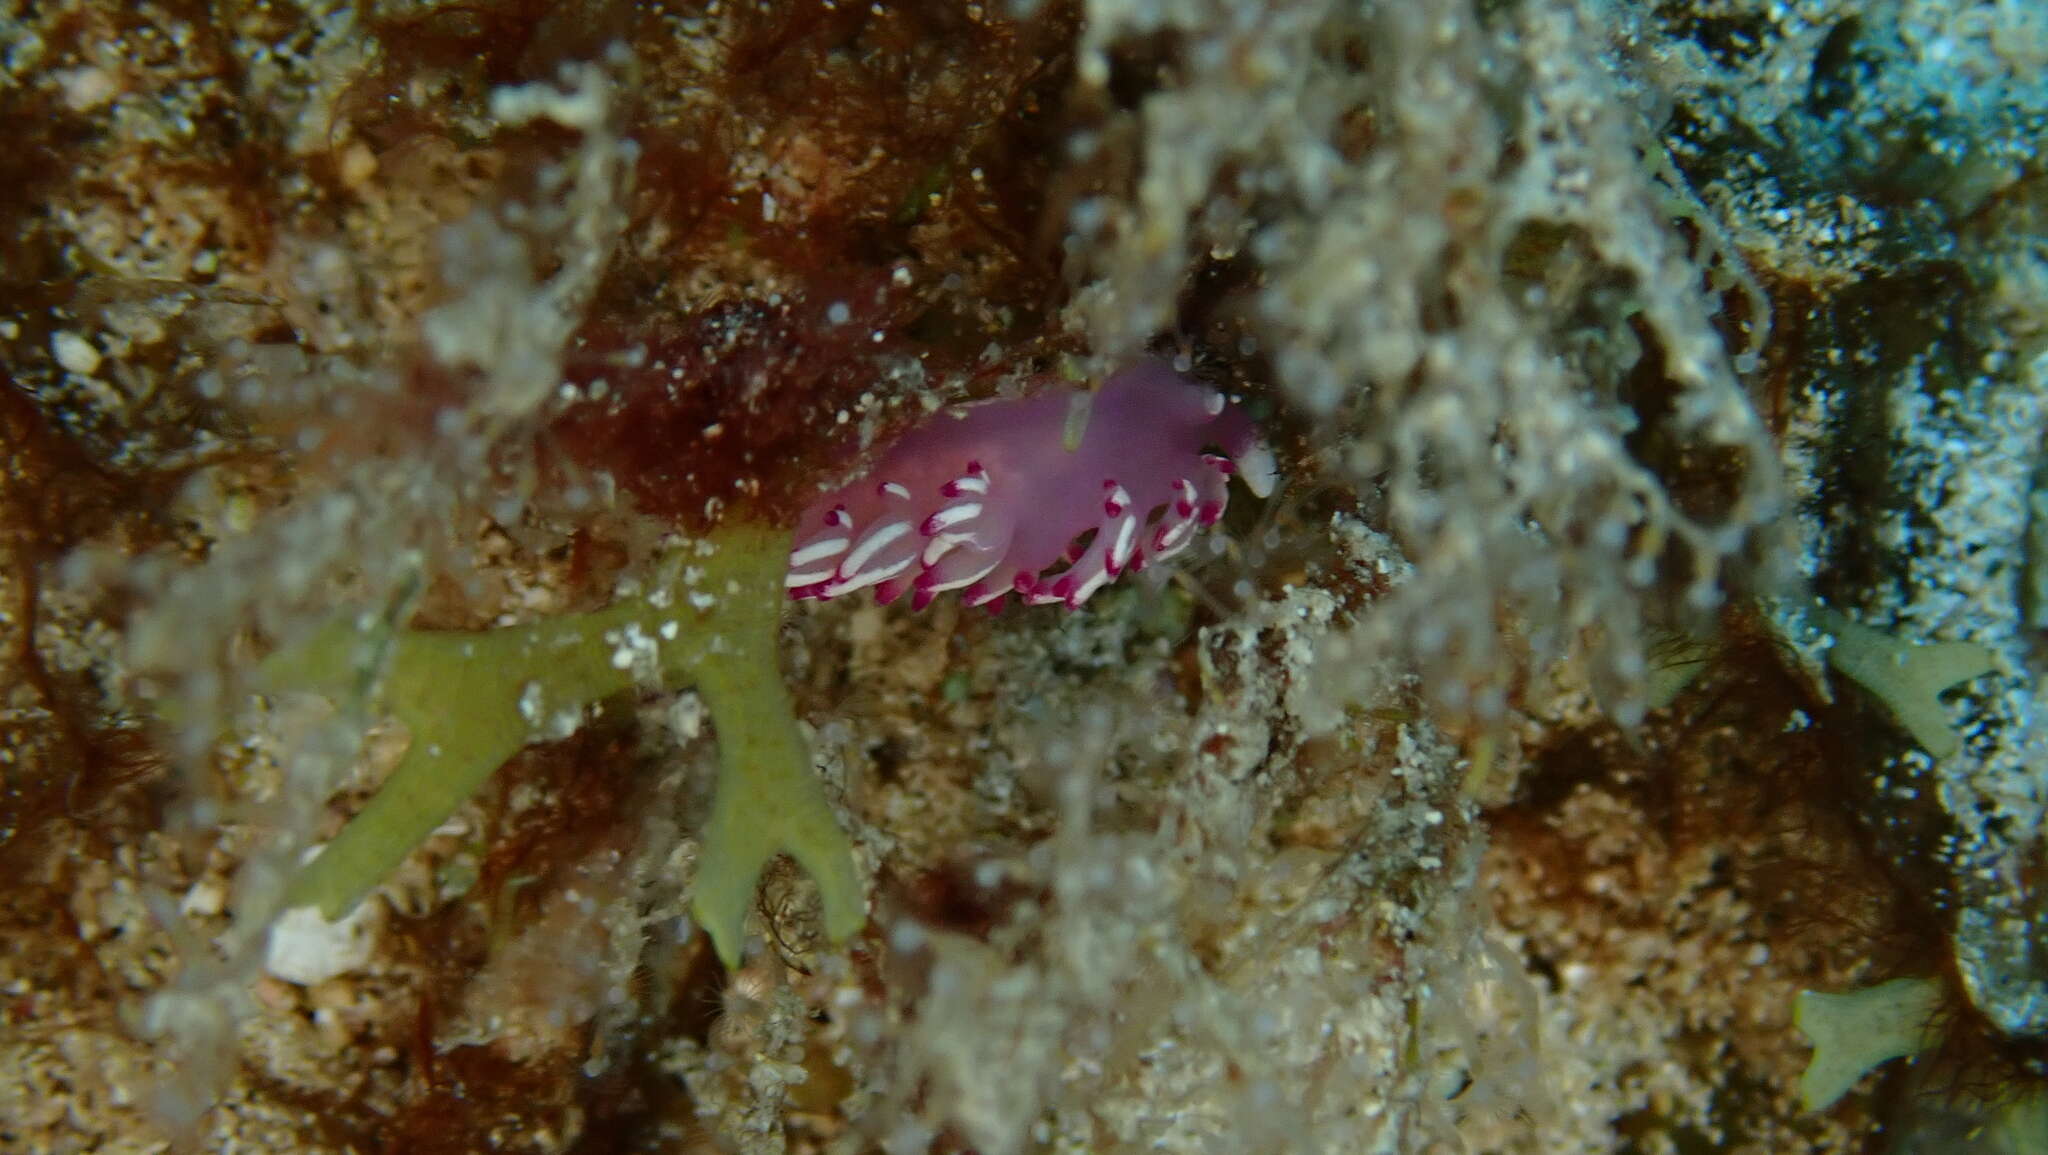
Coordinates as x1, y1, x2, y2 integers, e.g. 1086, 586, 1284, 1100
787, 360, 1276, 611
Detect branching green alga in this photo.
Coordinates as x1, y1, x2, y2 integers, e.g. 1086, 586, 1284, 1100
265, 523, 863, 966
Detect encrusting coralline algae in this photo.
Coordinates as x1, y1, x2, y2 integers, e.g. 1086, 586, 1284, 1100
4, 0, 2048, 1152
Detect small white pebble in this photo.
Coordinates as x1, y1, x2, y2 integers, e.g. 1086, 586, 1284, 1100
57, 65, 119, 113
266, 901, 380, 985
668, 690, 706, 741
338, 142, 378, 189
179, 878, 228, 918
51, 330, 102, 375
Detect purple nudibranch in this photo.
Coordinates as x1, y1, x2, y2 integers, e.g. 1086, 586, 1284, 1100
786, 360, 1277, 611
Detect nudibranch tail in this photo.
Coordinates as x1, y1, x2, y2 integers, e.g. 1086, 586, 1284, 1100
788, 360, 1274, 611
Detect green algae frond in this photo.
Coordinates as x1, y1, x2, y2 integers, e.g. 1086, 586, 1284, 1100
1793, 976, 1942, 1111
1815, 608, 1997, 758
267, 523, 863, 966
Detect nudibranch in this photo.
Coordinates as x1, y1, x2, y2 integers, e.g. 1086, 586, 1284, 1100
786, 360, 1277, 611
